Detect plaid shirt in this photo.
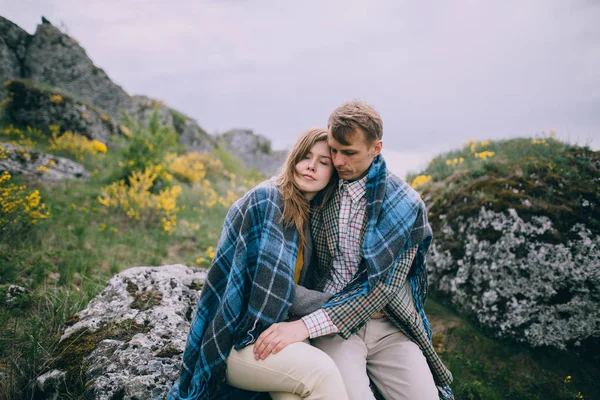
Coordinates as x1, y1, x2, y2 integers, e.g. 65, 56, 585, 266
303, 177, 367, 337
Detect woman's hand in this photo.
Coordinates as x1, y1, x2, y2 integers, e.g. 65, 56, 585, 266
253, 320, 309, 360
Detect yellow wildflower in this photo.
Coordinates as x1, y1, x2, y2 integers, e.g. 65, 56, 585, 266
410, 175, 432, 189
50, 94, 63, 104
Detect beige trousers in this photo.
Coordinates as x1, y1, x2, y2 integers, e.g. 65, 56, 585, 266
312, 318, 438, 400
226, 341, 349, 400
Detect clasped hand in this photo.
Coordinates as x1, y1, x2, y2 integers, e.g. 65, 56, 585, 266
253, 319, 309, 360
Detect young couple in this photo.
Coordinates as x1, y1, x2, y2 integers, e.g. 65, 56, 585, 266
169, 101, 454, 400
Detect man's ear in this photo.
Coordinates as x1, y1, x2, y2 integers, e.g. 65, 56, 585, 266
372, 140, 383, 156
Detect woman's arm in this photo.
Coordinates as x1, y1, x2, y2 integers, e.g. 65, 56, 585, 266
289, 285, 332, 317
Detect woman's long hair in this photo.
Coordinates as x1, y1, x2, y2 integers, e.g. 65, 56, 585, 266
277, 128, 338, 248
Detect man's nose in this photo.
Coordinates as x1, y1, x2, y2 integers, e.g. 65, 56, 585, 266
333, 154, 345, 168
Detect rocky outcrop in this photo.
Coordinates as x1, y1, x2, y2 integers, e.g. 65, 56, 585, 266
429, 207, 600, 350
423, 142, 600, 351
1, 17, 286, 177
4, 80, 120, 143
0, 17, 30, 99
45, 264, 206, 400
217, 129, 287, 176
23, 23, 132, 119
0, 142, 90, 181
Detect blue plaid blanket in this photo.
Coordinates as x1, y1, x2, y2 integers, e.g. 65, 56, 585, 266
169, 181, 299, 400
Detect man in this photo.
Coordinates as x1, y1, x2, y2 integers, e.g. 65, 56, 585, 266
254, 101, 453, 400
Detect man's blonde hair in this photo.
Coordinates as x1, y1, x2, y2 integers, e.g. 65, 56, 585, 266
328, 100, 383, 145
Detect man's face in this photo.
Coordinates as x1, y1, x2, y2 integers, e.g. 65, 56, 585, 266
328, 129, 382, 181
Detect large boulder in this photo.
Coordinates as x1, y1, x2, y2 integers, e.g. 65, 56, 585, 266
23, 23, 132, 119
421, 139, 600, 351
48, 264, 206, 400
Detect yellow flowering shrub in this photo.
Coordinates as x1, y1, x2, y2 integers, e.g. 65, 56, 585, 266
410, 175, 432, 189
169, 152, 207, 184
531, 139, 549, 146
474, 151, 495, 160
1, 125, 45, 148
0, 171, 50, 234
97, 166, 182, 234
445, 157, 465, 167
49, 127, 108, 161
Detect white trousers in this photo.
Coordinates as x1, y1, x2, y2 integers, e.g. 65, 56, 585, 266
312, 318, 438, 400
226, 341, 349, 400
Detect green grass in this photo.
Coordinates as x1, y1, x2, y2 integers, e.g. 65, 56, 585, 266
425, 299, 598, 400
0, 120, 234, 399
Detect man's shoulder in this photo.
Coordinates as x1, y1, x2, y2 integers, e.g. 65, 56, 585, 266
384, 172, 425, 209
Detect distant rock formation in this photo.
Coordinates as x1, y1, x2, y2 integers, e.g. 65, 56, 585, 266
0, 17, 30, 100
216, 129, 287, 177
22, 22, 132, 119
39, 264, 207, 400
0, 16, 286, 177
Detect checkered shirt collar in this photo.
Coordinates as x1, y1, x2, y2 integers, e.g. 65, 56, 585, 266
339, 174, 368, 202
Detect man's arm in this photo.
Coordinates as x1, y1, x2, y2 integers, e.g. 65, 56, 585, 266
302, 245, 418, 339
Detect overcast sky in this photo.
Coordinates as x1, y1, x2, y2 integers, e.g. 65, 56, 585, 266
3, 0, 599, 177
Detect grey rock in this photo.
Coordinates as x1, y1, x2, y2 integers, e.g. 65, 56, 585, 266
126, 95, 174, 128
60, 264, 207, 400
5, 284, 31, 305
0, 142, 90, 181
0, 37, 20, 100
5, 80, 119, 143
35, 369, 66, 400
428, 207, 600, 349
217, 129, 287, 177
179, 119, 215, 153
0, 16, 30, 62
23, 23, 132, 119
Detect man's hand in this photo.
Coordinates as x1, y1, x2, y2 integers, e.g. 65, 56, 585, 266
253, 320, 309, 360
372, 311, 386, 319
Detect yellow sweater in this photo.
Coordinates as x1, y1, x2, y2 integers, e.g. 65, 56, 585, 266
294, 246, 303, 284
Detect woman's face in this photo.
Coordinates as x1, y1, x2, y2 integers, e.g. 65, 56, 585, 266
294, 140, 334, 200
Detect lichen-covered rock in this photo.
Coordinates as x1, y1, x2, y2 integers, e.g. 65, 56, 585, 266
217, 129, 287, 176
56, 264, 207, 400
4, 80, 120, 143
420, 140, 600, 351
0, 142, 90, 181
23, 23, 132, 119
429, 207, 600, 350
35, 370, 66, 400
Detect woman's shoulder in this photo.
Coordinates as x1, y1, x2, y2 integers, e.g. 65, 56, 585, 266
238, 178, 282, 206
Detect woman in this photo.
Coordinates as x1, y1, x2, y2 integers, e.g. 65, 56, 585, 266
169, 128, 348, 400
